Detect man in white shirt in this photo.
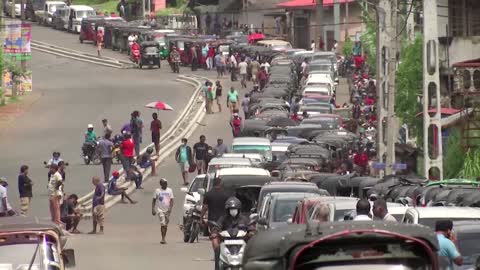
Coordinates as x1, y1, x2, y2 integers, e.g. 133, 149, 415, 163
0, 178, 15, 217
48, 164, 63, 225
310, 40, 315, 51
260, 60, 270, 74
238, 59, 248, 88
353, 199, 371, 221
152, 178, 174, 244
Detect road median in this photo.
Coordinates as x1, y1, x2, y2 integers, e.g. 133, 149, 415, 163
78, 74, 210, 217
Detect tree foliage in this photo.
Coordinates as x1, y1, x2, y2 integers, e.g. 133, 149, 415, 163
443, 129, 465, 179
458, 148, 480, 179
360, 3, 376, 74
395, 34, 423, 139
342, 38, 353, 58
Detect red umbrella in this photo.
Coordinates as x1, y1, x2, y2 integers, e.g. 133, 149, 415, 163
145, 101, 174, 111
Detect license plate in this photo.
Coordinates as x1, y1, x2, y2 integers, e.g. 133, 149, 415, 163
224, 239, 244, 245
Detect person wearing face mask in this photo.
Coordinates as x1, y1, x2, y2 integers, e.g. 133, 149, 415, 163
210, 197, 254, 270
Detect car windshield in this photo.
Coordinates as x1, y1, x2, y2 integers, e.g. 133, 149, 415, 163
0, 242, 60, 270
49, 4, 64, 12
458, 232, 480, 257
310, 65, 332, 72
302, 118, 339, 129
273, 199, 298, 222
232, 145, 272, 160
303, 98, 329, 105
145, 46, 158, 54
76, 10, 93, 18
189, 177, 205, 192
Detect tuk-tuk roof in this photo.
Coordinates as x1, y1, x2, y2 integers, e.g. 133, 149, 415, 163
0, 216, 63, 235
243, 221, 438, 267
140, 41, 159, 47
82, 15, 106, 23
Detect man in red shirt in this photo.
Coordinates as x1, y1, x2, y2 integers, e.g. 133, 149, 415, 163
353, 148, 369, 175
121, 133, 135, 172
150, 113, 162, 156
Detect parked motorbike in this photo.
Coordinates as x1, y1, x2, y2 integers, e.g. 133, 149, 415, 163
112, 134, 123, 163
209, 221, 249, 270
82, 141, 101, 165
183, 201, 202, 243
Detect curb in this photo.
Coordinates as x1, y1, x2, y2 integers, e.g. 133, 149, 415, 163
78, 74, 208, 217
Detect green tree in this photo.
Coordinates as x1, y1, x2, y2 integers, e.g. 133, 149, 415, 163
458, 148, 480, 179
396, 34, 423, 140
0, 40, 4, 106
360, 3, 376, 73
443, 129, 465, 179
342, 38, 353, 58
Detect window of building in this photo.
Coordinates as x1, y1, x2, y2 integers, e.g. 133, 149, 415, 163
449, 0, 480, 36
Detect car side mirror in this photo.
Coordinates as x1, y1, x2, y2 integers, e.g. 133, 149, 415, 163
271, 170, 280, 177
257, 217, 268, 226
250, 213, 258, 223
62, 249, 76, 267
180, 187, 188, 193
198, 188, 205, 196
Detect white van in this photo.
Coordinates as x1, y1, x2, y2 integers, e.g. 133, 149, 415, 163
232, 137, 272, 161
305, 74, 335, 95
207, 157, 254, 175
68, 5, 95, 33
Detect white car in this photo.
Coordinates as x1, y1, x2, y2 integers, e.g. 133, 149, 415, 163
221, 153, 264, 164
180, 174, 205, 220
402, 206, 480, 229
207, 156, 255, 175
68, 5, 96, 33
232, 137, 272, 161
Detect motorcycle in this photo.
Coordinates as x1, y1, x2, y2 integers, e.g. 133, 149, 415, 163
183, 201, 202, 243
112, 134, 123, 164
210, 221, 249, 270
82, 141, 101, 165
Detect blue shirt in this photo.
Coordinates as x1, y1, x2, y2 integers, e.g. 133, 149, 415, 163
437, 234, 460, 269
107, 177, 118, 195
92, 184, 105, 207
179, 146, 188, 163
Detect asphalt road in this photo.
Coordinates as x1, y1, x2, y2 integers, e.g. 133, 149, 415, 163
1, 48, 193, 219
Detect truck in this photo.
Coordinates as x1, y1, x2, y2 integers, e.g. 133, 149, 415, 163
35, 1, 67, 25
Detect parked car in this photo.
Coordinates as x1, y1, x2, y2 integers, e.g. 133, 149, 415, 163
0, 216, 76, 269
68, 5, 96, 33
35, 1, 67, 25
207, 156, 255, 175
5, 0, 25, 17
51, 6, 69, 30
257, 192, 321, 231
402, 206, 480, 229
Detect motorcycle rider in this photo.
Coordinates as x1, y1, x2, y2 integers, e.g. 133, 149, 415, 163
170, 46, 181, 73
83, 124, 98, 161
46, 152, 63, 167
130, 40, 141, 63
210, 197, 255, 270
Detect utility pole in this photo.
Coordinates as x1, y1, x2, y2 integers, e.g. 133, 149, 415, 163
375, 0, 391, 176
385, 0, 398, 175
422, 0, 443, 179
21, 0, 27, 92
333, 0, 340, 42
315, 0, 323, 50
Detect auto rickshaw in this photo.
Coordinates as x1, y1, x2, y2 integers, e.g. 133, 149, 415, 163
139, 41, 161, 69
0, 216, 76, 270
103, 21, 128, 49
79, 16, 105, 44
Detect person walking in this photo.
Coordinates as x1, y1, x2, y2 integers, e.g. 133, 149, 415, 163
258, 66, 268, 91
203, 81, 212, 114
241, 93, 250, 119
98, 133, 114, 183
131, 111, 144, 157
48, 164, 63, 225
191, 45, 198, 71
219, 53, 226, 77
18, 165, 33, 215
102, 118, 113, 138
230, 113, 242, 137
96, 28, 104, 57
227, 87, 239, 113
436, 220, 463, 269
89, 176, 105, 234
150, 112, 162, 156
120, 132, 135, 172
238, 58, 248, 88
215, 52, 222, 78
310, 40, 316, 51
152, 178, 174, 244
229, 53, 238, 82
215, 80, 223, 112
193, 135, 209, 174
200, 178, 230, 269
175, 138, 193, 186
207, 46, 215, 70
372, 199, 397, 222
213, 138, 229, 157
250, 58, 260, 85
0, 178, 15, 217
